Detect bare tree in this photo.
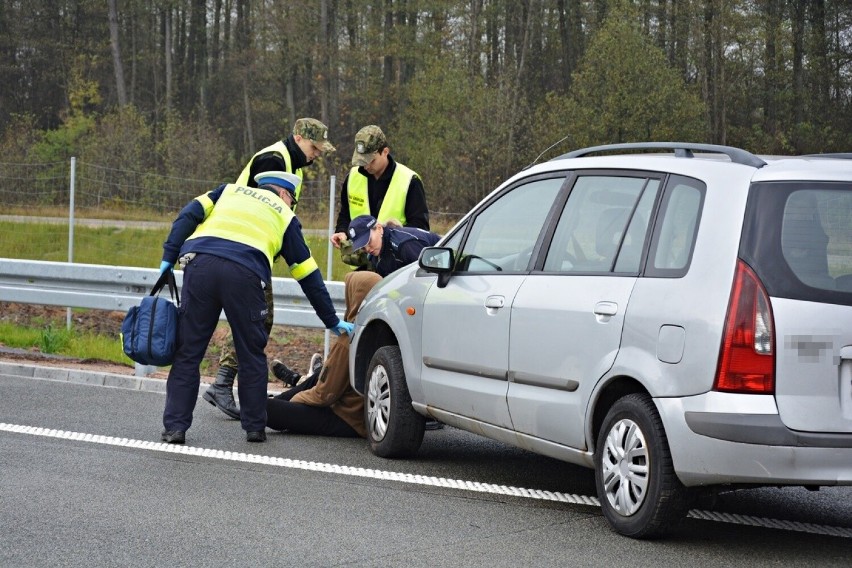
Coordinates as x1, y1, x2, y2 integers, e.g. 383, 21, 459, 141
164, 6, 173, 111
108, 0, 128, 106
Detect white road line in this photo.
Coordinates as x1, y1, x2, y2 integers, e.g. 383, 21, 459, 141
3, 422, 851, 539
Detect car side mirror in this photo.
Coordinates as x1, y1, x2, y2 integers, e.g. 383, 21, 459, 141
419, 247, 454, 288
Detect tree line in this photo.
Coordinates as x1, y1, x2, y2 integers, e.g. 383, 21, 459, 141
1, 0, 851, 214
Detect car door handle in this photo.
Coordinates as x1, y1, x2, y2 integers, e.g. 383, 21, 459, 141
485, 295, 505, 315
594, 301, 617, 316
594, 301, 618, 322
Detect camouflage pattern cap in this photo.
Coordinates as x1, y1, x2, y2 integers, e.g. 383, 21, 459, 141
293, 117, 336, 152
351, 125, 387, 167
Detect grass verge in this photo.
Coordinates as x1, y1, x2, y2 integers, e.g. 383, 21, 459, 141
0, 321, 131, 366
0, 220, 352, 280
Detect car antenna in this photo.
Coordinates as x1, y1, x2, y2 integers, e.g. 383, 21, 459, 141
523, 134, 575, 170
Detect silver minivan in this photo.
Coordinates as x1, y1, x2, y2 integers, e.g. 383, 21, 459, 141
348, 143, 852, 538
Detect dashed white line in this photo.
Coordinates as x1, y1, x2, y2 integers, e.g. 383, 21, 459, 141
3, 422, 850, 539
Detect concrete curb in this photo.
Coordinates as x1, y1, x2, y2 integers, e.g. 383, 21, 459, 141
0, 360, 285, 397
0, 360, 170, 393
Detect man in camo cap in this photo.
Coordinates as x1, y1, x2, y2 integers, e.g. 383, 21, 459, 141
204, 118, 336, 421
235, 117, 335, 210
330, 125, 430, 267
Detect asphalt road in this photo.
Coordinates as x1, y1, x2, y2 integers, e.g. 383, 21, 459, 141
1, 368, 850, 567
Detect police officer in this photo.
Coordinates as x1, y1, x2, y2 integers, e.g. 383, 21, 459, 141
159, 171, 353, 444
329, 125, 430, 265
204, 118, 335, 420
347, 215, 441, 277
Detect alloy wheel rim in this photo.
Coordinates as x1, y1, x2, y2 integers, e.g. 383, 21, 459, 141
366, 364, 391, 441
601, 418, 649, 516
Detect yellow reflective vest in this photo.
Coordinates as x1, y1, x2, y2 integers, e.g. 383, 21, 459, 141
236, 141, 305, 204
346, 163, 417, 225
186, 184, 293, 272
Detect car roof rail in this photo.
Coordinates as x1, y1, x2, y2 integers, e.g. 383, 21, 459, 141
800, 152, 852, 160
555, 142, 767, 168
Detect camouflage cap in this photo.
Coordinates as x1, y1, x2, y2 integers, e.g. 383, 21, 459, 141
339, 238, 372, 268
351, 125, 387, 167
293, 117, 336, 152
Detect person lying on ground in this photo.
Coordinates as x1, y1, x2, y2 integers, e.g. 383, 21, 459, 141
265, 271, 380, 437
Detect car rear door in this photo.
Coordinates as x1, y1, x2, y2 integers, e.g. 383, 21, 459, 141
420, 176, 566, 428
506, 173, 662, 448
743, 182, 852, 433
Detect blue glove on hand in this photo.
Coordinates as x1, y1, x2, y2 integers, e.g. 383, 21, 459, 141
331, 320, 355, 336
159, 260, 174, 275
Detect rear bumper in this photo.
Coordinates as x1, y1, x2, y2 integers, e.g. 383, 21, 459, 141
684, 412, 852, 448
657, 392, 852, 486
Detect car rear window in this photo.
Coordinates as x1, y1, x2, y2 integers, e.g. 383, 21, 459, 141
741, 181, 852, 305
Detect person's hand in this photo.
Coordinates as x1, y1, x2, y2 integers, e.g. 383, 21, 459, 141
159, 260, 174, 275
330, 232, 348, 248
330, 320, 355, 336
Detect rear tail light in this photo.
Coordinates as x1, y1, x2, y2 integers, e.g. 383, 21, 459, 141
714, 260, 775, 393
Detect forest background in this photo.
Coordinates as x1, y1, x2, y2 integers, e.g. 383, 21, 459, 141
1, 0, 852, 219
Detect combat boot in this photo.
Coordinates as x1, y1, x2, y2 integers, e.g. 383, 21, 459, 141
203, 366, 240, 419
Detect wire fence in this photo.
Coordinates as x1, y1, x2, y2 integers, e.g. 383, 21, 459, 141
0, 158, 332, 216
0, 158, 465, 270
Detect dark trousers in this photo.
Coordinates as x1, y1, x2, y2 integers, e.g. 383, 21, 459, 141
218, 281, 274, 371
266, 375, 358, 438
163, 254, 269, 433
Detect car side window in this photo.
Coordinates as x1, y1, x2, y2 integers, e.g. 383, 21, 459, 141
456, 177, 564, 273
544, 175, 658, 273
647, 176, 705, 277
441, 223, 464, 252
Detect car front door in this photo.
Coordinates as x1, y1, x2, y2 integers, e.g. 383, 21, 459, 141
507, 173, 662, 449
420, 176, 566, 428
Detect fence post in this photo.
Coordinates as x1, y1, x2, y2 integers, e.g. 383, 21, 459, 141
66, 157, 76, 330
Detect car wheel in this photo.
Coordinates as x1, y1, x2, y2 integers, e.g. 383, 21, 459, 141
594, 393, 689, 539
365, 345, 425, 458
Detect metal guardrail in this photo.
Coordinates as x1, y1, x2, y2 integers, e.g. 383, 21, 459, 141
0, 258, 345, 329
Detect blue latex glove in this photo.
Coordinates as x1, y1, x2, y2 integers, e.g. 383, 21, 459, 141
331, 320, 355, 336
159, 260, 174, 275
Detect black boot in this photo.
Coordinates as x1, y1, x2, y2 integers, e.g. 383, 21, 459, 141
203, 366, 240, 419
271, 359, 302, 387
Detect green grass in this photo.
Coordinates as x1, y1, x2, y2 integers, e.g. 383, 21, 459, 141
0, 322, 44, 349
0, 220, 353, 281
68, 332, 129, 363
0, 321, 131, 365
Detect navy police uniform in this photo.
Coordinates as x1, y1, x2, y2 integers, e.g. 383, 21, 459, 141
160, 181, 341, 437
371, 226, 441, 277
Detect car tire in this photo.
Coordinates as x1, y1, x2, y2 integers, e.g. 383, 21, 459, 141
594, 393, 690, 539
364, 345, 425, 458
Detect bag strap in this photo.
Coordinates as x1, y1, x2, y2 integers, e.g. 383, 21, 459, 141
150, 270, 180, 307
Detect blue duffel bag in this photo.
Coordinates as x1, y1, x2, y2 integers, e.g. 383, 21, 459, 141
121, 270, 180, 366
